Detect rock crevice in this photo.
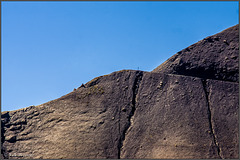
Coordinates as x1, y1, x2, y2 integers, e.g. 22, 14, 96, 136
201, 79, 222, 159
117, 71, 143, 159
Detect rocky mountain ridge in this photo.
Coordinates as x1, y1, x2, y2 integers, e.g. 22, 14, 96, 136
153, 24, 239, 82
1, 24, 239, 159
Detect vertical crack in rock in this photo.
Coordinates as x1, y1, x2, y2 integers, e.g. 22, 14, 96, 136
201, 79, 223, 159
117, 71, 143, 159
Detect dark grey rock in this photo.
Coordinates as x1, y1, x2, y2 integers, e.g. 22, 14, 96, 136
1, 25, 238, 159
152, 24, 239, 82
120, 72, 238, 159
206, 79, 239, 159
1, 71, 143, 159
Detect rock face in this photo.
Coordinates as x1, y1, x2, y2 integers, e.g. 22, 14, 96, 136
121, 74, 238, 159
1, 25, 239, 159
152, 24, 239, 82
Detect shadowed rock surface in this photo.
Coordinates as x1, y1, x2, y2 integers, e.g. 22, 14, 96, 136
1, 25, 239, 159
153, 24, 239, 82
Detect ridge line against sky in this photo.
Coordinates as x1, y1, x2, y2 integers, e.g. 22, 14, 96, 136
1, 1, 239, 111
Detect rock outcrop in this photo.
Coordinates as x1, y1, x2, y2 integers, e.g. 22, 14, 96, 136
1, 24, 239, 159
153, 24, 239, 82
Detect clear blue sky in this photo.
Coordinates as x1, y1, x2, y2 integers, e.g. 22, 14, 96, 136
1, 1, 238, 111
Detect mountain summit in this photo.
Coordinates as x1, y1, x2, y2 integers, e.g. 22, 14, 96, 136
153, 24, 238, 82
1, 25, 239, 159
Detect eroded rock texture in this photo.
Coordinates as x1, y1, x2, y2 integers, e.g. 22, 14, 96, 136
1, 24, 239, 159
120, 73, 238, 159
1, 71, 143, 159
